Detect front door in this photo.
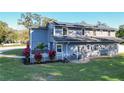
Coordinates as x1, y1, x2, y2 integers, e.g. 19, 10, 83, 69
56, 44, 63, 59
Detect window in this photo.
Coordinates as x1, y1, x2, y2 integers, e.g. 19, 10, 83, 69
63, 27, 67, 36
54, 26, 63, 36
56, 44, 62, 52
55, 29, 63, 36
76, 31, 82, 35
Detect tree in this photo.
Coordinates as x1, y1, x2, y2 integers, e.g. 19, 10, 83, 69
18, 12, 42, 38
17, 30, 29, 43
96, 21, 107, 26
116, 25, 124, 37
42, 17, 57, 27
80, 21, 87, 24
0, 21, 8, 44
5, 28, 18, 43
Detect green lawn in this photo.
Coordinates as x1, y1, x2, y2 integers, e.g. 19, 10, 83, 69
0, 54, 124, 81
2, 49, 23, 56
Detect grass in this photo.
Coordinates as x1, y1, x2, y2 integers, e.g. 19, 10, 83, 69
0, 53, 124, 81
2, 49, 23, 56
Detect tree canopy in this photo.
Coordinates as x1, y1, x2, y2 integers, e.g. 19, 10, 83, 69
116, 25, 124, 37
17, 29, 29, 43
18, 12, 42, 29
0, 21, 8, 44
42, 17, 57, 27
0, 21, 19, 44
18, 12, 57, 29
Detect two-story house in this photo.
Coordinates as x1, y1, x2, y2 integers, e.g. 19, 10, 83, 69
30, 21, 123, 63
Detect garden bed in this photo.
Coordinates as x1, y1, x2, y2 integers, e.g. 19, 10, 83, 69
22, 58, 68, 65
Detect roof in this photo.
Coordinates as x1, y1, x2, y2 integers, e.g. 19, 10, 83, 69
52, 21, 93, 28
53, 36, 124, 44
52, 21, 116, 31
30, 21, 117, 31
95, 25, 117, 31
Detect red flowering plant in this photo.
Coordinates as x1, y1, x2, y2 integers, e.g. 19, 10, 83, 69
23, 41, 30, 57
23, 47, 30, 58
48, 50, 56, 60
23, 47, 30, 64
22, 41, 30, 64
34, 51, 42, 63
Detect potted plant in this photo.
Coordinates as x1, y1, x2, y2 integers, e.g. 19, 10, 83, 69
34, 51, 42, 63
48, 50, 56, 61
23, 47, 30, 64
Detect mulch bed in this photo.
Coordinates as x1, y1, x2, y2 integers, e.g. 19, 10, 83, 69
22, 58, 68, 65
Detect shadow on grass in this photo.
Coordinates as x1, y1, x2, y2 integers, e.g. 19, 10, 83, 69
39, 55, 124, 81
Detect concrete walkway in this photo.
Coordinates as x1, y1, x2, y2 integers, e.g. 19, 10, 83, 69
0, 46, 25, 58
0, 46, 25, 53
0, 54, 24, 58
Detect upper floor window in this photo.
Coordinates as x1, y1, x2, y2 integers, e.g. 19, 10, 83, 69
54, 26, 63, 36
63, 27, 68, 36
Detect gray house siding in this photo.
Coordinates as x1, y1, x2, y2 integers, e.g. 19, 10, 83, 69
55, 42, 118, 60
30, 22, 122, 63
47, 24, 56, 50
31, 29, 48, 50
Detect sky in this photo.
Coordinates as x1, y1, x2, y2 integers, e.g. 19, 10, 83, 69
0, 12, 124, 30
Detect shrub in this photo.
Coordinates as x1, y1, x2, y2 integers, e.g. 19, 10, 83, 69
34, 51, 42, 63
48, 50, 56, 60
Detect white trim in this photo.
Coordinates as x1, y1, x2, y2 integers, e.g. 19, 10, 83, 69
30, 30, 34, 63
48, 42, 50, 50
53, 26, 56, 36
54, 26, 63, 36
66, 44, 68, 56
56, 44, 63, 53
56, 44, 63, 59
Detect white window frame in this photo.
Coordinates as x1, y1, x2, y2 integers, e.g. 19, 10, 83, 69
53, 26, 55, 36
56, 44, 63, 53
54, 26, 63, 36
